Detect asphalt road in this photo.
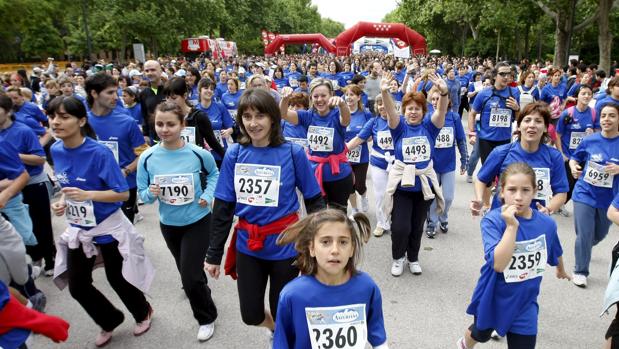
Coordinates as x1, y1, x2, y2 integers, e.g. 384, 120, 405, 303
31, 155, 617, 349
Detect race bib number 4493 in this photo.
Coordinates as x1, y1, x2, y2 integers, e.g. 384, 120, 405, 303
234, 164, 281, 207
306, 304, 368, 349
402, 136, 430, 163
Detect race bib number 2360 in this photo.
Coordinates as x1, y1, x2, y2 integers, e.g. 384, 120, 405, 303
306, 304, 368, 349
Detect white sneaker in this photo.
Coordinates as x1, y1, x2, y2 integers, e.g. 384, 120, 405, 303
31, 266, 41, 280
409, 261, 422, 275
197, 323, 215, 341
490, 330, 501, 340
572, 274, 587, 288
360, 193, 369, 213
373, 227, 384, 237
135, 212, 144, 223
466, 175, 473, 183
391, 257, 406, 276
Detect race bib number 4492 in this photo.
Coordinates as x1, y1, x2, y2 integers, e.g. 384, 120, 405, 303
306, 304, 368, 349
234, 164, 281, 207
307, 126, 335, 152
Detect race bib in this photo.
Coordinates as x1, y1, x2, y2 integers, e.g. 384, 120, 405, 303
584, 161, 614, 188
213, 130, 225, 147
394, 101, 402, 114
376, 130, 393, 150
504, 235, 547, 283
65, 199, 96, 227
402, 136, 430, 163
306, 304, 368, 349
569, 131, 586, 150
229, 109, 238, 119
289, 77, 299, 88
489, 108, 511, 128
307, 126, 335, 152
154, 173, 195, 206
533, 167, 552, 201
234, 164, 281, 207
435, 127, 454, 149
347, 146, 361, 163
99, 141, 119, 164
286, 137, 309, 149
180, 127, 196, 144
331, 80, 340, 89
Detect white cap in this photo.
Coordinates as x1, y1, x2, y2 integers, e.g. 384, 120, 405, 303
174, 69, 187, 77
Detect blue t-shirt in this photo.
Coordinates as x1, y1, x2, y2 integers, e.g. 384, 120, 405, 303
321, 73, 343, 96
274, 78, 288, 91
345, 109, 373, 164
477, 142, 568, 208
285, 72, 302, 88
188, 85, 199, 103
14, 101, 46, 123
221, 91, 243, 119
571, 132, 619, 209
358, 115, 393, 170
297, 108, 353, 182
471, 87, 520, 141
197, 101, 234, 161
466, 209, 562, 336
390, 116, 440, 191
125, 103, 144, 126
137, 142, 218, 226
556, 106, 595, 158
428, 111, 466, 174
338, 71, 354, 89
215, 83, 228, 101
88, 109, 145, 188
540, 83, 568, 104
613, 193, 619, 209
282, 120, 308, 148
595, 95, 619, 129
214, 143, 321, 260
274, 272, 388, 349
51, 138, 129, 238
0, 141, 25, 181
446, 78, 461, 113
0, 122, 45, 177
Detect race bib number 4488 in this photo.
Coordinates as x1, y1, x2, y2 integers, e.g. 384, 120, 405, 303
306, 304, 368, 349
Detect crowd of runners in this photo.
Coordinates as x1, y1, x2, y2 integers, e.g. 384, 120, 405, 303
1, 51, 619, 349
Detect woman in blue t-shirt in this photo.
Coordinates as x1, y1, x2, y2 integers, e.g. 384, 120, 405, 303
458, 162, 570, 349
47, 96, 153, 347
196, 78, 234, 168
568, 103, 619, 287
137, 101, 219, 342
204, 89, 324, 337
381, 71, 448, 277
540, 66, 568, 124
280, 78, 353, 212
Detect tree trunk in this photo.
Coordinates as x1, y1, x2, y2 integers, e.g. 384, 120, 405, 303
553, 20, 569, 67
496, 29, 501, 62
524, 22, 530, 60
515, 27, 521, 61
537, 25, 543, 61
598, 0, 613, 73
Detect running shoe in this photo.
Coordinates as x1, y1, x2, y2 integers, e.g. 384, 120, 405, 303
456, 337, 468, 349
466, 175, 473, 183
557, 205, 571, 217
197, 323, 215, 342
31, 265, 41, 280
360, 193, 369, 213
135, 212, 144, 223
572, 274, 587, 287
133, 304, 153, 336
490, 330, 501, 340
95, 330, 113, 347
391, 257, 406, 276
44, 268, 54, 277
425, 225, 436, 239
439, 222, 449, 234
409, 261, 422, 275
373, 227, 384, 237
30, 292, 47, 313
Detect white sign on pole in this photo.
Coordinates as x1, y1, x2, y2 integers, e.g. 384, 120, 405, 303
133, 43, 145, 63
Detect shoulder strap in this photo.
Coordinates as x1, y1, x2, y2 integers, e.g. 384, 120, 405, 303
190, 149, 208, 176
143, 152, 154, 186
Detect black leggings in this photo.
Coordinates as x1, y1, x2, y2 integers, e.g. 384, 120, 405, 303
564, 160, 577, 204
391, 190, 433, 261
469, 322, 536, 348
22, 181, 56, 268
322, 174, 354, 213
67, 240, 149, 331
236, 252, 298, 326
160, 214, 218, 325
605, 304, 619, 346
121, 187, 137, 223
351, 163, 368, 195
479, 138, 510, 164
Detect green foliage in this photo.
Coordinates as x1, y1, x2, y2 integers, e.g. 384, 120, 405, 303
0, 0, 344, 62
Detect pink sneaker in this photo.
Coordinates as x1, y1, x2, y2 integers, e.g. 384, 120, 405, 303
95, 330, 113, 347
133, 305, 153, 336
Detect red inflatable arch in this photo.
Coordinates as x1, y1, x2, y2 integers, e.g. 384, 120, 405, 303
335, 21, 427, 56
264, 33, 336, 55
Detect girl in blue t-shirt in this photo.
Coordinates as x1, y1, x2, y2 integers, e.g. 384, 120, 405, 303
196, 78, 234, 168
137, 101, 219, 342
555, 85, 595, 208
568, 103, 619, 287
47, 96, 152, 347
280, 78, 353, 212
381, 71, 449, 277
204, 89, 324, 339
540, 67, 568, 123
343, 85, 373, 214
121, 86, 144, 127
273, 209, 388, 349
472, 102, 568, 216
459, 162, 570, 349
